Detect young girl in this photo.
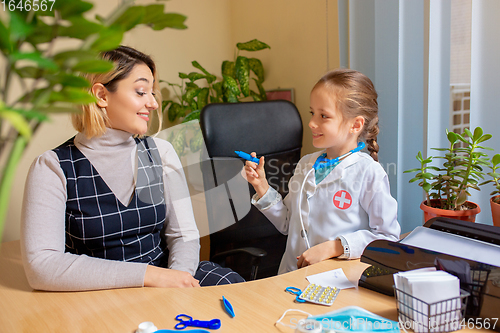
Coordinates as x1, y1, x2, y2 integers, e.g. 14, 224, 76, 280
244, 68, 401, 274
21, 45, 243, 291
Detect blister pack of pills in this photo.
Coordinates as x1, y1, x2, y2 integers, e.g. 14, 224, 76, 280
298, 283, 340, 306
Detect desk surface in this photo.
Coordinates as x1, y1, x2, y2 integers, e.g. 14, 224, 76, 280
0, 240, 488, 333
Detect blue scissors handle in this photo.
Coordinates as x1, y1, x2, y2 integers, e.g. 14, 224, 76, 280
156, 330, 211, 333
175, 314, 221, 330
285, 286, 306, 303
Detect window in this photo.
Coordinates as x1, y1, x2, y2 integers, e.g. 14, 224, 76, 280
450, 83, 470, 135
449, 0, 471, 135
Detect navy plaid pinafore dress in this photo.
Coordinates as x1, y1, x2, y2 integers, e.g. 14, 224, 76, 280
53, 136, 167, 265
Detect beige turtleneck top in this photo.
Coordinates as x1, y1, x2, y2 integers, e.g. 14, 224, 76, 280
20, 128, 200, 291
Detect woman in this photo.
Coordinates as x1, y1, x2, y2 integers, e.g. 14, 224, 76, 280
21, 45, 243, 291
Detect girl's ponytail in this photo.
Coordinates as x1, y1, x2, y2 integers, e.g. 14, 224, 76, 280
365, 116, 379, 162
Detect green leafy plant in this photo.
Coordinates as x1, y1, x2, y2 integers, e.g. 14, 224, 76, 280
162, 39, 270, 156
0, 0, 188, 241
404, 151, 440, 206
404, 127, 493, 210
480, 154, 500, 204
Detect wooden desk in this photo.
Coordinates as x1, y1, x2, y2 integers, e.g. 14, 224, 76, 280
0, 240, 488, 333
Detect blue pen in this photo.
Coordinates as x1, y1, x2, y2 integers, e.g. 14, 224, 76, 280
222, 296, 235, 318
235, 151, 260, 164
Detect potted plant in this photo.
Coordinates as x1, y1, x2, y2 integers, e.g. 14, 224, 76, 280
161, 39, 270, 156
404, 127, 493, 222
157, 39, 270, 191
0, 0, 188, 241
480, 154, 500, 226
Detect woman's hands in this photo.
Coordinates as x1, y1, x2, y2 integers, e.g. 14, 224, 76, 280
242, 152, 269, 199
296, 239, 343, 269
144, 265, 200, 288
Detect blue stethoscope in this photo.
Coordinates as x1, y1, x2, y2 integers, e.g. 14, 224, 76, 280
299, 142, 365, 249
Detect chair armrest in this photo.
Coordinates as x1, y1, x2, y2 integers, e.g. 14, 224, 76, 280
211, 247, 268, 280
211, 247, 267, 262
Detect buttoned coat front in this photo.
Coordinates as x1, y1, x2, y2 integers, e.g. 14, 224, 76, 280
254, 151, 401, 274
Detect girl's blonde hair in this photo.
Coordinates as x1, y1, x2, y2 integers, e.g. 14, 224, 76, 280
72, 45, 162, 138
313, 68, 380, 161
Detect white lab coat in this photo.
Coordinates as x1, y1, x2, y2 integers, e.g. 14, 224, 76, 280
252, 151, 400, 274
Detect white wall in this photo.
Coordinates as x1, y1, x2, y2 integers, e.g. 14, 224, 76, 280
229, 0, 340, 156
469, 0, 500, 224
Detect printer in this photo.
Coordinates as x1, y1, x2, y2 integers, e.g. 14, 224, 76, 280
359, 217, 500, 324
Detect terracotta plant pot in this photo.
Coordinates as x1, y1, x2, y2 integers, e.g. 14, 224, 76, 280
420, 199, 481, 223
491, 195, 500, 227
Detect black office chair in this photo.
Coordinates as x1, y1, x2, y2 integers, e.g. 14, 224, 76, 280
199, 100, 303, 280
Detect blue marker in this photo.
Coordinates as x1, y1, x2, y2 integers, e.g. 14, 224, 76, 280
235, 151, 260, 164
222, 296, 235, 318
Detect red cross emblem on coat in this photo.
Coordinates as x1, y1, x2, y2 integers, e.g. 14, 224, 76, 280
333, 190, 352, 209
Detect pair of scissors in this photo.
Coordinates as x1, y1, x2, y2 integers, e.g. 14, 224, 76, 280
285, 286, 306, 303
174, 314, 221, 330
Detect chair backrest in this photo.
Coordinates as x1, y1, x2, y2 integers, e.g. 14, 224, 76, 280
199, 100, 303, 279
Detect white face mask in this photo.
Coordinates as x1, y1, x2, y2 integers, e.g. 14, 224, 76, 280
276, 306, 401, 333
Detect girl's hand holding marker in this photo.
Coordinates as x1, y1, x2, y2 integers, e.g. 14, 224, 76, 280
240, 151, 268, 200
